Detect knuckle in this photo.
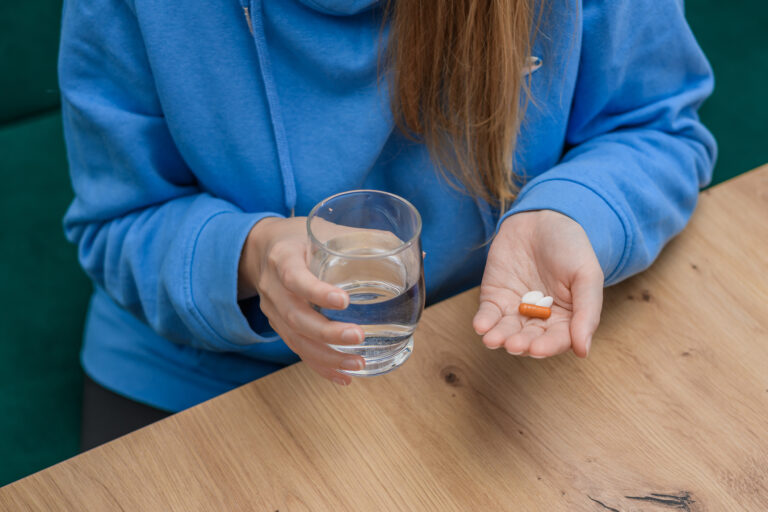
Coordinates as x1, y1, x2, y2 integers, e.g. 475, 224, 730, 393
280, 266, 295, 287
285, 309, 300, 328
288, 268, 309, 292
280, 262, 305, 289
256, 275, 269, 294
322, 323, 341, 344
266, 248, 282, 270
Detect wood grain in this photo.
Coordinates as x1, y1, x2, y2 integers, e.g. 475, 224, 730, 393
2, 166, 767, 511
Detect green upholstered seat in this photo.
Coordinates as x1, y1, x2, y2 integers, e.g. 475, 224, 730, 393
0, 112, 91, 486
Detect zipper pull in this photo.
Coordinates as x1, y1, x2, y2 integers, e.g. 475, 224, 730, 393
239, 0, 254, 35
243, 7, 254, 35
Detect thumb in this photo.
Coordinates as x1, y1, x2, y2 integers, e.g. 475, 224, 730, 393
569, 264, 603, 358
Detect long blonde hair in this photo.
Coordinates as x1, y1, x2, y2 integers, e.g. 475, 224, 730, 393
385, 0, 539, 210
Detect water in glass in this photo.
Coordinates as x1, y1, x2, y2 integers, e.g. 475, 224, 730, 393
315, 232, 424, 363
308, 191, 424, 376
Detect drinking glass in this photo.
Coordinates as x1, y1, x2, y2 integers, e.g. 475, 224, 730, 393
307, 190, 425, 376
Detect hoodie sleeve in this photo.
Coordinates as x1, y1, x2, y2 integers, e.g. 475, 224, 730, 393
59, 0, 284, 351
499, 0, 717, 285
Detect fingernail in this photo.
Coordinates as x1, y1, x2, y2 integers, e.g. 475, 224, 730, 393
332, 377, 348, 386
341, 328, 362, 344
341, 358, 364, 371
529, 354, 547, 359
328, 292, 347, 309
486, 344, 501, 350
585, 335, 593, 357
506, 350, 524, 356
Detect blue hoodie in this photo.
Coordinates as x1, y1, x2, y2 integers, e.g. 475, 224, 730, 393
59, 0, 716, 411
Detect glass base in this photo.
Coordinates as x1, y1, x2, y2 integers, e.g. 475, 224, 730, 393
340, 336, 414, 377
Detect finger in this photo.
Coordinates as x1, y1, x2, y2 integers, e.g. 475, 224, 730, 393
482, 315, 523, 349
473, 300, 503, 336
292, 333, 366, 373
504, 324, 545, 355
269, 316, 366, 373
527, 320, 572, 358
305, 361, 353, 386
277, 252, 349, 310
569, 265, 604, 358
275, 295, 364, 346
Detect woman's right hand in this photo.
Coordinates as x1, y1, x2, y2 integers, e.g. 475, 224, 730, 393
237, 217, 365, 386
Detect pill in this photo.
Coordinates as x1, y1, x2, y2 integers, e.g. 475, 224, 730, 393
536, 296, 554, 308
520, 290, 544, 305
518, 303, 551, 319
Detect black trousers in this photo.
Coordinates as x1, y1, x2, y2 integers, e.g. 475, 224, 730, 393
80, 375, 172, 452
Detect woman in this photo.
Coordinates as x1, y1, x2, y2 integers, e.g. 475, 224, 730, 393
59, 0, 716, 449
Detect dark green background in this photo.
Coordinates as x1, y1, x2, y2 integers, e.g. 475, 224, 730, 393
1, 0, 766, 486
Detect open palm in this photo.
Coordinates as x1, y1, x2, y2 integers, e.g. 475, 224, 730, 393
473, 210, 604, 358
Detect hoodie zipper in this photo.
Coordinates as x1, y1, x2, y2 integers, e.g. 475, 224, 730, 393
241, 3, 254, 35
239, 0, 297, 217
238, 0, 539, 227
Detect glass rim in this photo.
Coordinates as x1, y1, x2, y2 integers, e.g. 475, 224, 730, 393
306, 189, 422, 260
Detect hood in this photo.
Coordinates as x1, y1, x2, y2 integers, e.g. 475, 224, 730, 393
296, 0, 380, 16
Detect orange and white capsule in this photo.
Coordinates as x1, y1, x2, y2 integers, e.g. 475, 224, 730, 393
519, 290, 553, 319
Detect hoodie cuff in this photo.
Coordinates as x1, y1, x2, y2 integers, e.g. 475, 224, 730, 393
498, 178, 628, 283
188, 210, 285, 348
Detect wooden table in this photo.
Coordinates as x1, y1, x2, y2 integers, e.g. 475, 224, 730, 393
3, 167, 768, 511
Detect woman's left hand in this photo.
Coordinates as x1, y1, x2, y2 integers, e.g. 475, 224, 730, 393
473, 210, 604, 358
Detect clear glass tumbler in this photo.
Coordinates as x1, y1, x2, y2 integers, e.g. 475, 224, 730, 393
307, 190, 425, 377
